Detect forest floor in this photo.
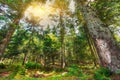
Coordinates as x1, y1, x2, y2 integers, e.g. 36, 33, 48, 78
0, 63, 119, 80
0, 71, 11, 77
0, 63, 93, 80
0, 70, 81, 80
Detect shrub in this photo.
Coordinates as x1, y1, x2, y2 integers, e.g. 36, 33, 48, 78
25, 62, 42, 69
94, 67, 112, 80
0, 63, 6, 69
18, 67, 26, 75
67, 64, 83, 77
116, 69, 120, 74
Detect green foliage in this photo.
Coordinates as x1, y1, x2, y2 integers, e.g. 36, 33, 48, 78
1, 1, 119, 80
0, 16, 7, 20
116, 69, 120, 74
0, 65, 26, 79
94, 67, 111, 80
114, 34, 120, 44
17, 67, 26, 75
25, 62, 42, 69
16, 77, 40, 80
7, 65, 21, 79
0, 26, 8, 42
95, 0, 120, 25
0, 63, 6, 69
43, 33, 60, 54
11, 65, 26, 75
5, 28, 26, 57
66, 65, 92, 80
67, 64, 83, 77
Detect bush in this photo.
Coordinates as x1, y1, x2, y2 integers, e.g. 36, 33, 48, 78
18, 67, 26, 75
94, 67, 112, 80
67, 64, 83, 77
0, 63, 6, 69
8, 64, 22, 71
116, 69, 120, 74
25, 62, 42, 69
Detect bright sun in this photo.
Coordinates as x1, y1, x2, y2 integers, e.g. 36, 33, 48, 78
24, 2, 54, 24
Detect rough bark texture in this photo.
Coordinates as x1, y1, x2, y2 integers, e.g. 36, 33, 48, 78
79, 4, 120, 72
0, 18, 19, 56
84, 25, 100, 67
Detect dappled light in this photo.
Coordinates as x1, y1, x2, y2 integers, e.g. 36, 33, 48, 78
24, 2, 56, 26
0, 0, 120, 80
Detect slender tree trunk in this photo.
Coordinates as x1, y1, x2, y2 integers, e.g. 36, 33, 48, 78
44, 55, 47, 67
77, 2, 120, 72
22, 53, 28, 65
59, 11, 66, 68
84, 24, 100, 67
0, 18, 20, 56
61, 43, 66, 68
52, 56, 55, 65
40, 55, 44, 66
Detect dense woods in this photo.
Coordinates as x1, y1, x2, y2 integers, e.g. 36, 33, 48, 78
0, 0, 120, 80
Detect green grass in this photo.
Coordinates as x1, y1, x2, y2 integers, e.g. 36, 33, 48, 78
0, 63, 112, 80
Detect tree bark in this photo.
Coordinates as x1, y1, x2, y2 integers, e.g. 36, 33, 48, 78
84, 24, 100, 67
78, 3, 120, 72
59, 11, 66, 69
0, 18, 20, 56
22, 53, 28, 65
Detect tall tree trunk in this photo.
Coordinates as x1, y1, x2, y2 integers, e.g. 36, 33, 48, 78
52, 56, 55, 65
0, 18, 20, 56
22, 53, 28, 65
59, 11, 66, 68
84, 24, 100, 67
77, 2, 120, 72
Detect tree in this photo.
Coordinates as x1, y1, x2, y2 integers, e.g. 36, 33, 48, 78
0, 0, 47, 56
0, 0, 26, 56
43, 32, 60, 67
53, 0, 69, 68
75, 0, 120, 72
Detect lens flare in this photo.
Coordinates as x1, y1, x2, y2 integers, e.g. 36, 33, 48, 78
24, 2, 55, 24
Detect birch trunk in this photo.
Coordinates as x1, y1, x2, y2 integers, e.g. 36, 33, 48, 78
78, 3, 120, 72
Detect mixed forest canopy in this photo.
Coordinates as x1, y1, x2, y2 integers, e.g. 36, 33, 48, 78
0, 0, 120, 80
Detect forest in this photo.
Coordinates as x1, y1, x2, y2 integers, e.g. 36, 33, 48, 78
0, 0, 120, 80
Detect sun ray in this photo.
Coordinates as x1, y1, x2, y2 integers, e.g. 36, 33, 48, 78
24, 2, 55, 25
